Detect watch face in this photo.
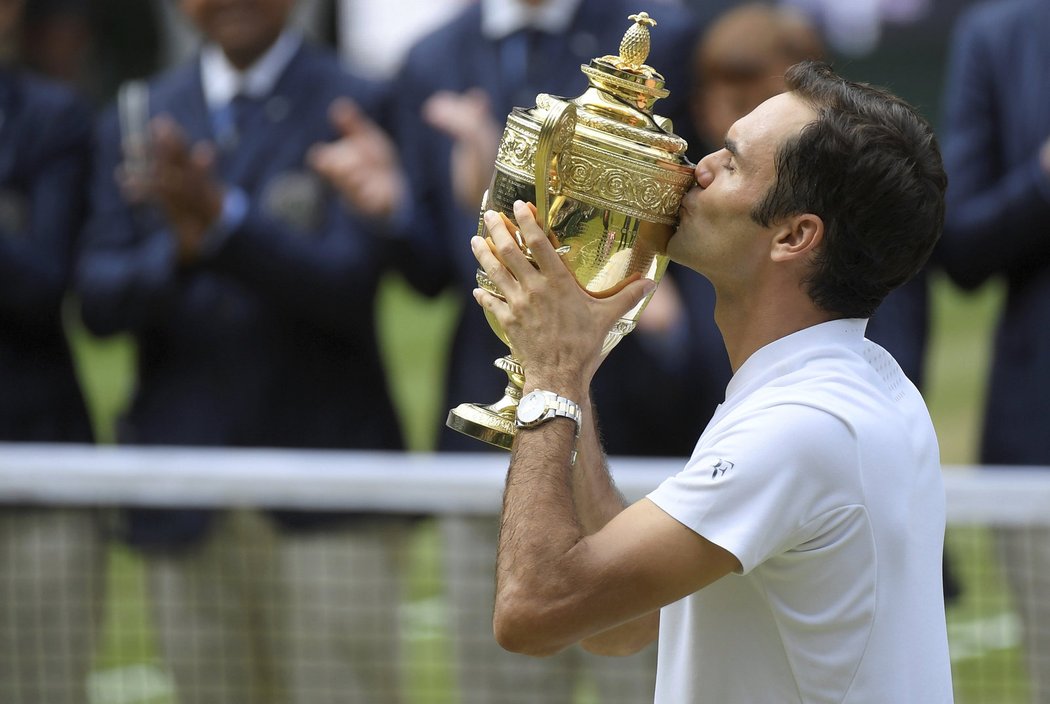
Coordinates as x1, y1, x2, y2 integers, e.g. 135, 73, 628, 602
517, 391, 547, 424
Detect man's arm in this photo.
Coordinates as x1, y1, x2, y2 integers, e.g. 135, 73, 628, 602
476, 202, 740, 657
493, 403, 739, 656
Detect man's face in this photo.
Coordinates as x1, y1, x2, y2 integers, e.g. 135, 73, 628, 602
180, 0, 295, 67
669, 91, 817, 287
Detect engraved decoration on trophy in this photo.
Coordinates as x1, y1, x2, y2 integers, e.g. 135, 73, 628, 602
446, 12, 696, 450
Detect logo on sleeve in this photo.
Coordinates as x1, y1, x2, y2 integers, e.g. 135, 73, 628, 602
711, 459, 734, 479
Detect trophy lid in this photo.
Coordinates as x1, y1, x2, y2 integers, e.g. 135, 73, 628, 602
570, 12, 688, 157
493, 11, 694, 226
583, 13, 668, 104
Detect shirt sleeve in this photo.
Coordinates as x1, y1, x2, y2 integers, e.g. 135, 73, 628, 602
647, 402, 860, 574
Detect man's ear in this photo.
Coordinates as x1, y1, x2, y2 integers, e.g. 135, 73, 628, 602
770, 213, 823, 262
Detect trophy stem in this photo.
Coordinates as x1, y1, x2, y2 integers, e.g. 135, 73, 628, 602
446, 356, 525, 450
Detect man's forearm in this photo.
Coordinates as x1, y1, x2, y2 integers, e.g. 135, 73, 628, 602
571, 402, 629, 535
493, 394, 649, 656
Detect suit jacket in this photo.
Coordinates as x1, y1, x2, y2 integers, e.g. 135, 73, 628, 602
938, 0, 1050, 465
0, 69, 94, 444
393, 0, 731, 456
77, 42, 404, 546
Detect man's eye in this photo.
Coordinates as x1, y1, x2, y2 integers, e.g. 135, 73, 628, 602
723, 160, 736, 173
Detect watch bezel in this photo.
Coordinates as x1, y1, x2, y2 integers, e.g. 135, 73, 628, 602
516, 390, 550, 426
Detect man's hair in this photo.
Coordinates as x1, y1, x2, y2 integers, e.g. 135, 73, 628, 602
750, 61, 946, 318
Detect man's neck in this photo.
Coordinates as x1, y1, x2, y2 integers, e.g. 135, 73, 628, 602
714, 284, 836, 373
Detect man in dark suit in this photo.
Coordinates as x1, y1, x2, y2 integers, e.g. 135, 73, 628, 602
76, 1, 408, 701
939, 1, 1050, 701
0, 2, 101, 702
384, 2, 725, 702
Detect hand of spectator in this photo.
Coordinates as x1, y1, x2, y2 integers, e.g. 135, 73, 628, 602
117, 115, 224, 264
308, 97, 406, 220
1040, 136, 1050, 178
423, 88, 501, 211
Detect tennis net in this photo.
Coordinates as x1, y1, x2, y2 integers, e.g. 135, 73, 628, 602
0, 443, 1047, 704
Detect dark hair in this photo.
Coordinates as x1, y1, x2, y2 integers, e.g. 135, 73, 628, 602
750, 61, 946, 318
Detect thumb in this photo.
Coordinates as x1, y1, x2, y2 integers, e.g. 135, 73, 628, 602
329, 97, 367, 138
604, 277, 657, 321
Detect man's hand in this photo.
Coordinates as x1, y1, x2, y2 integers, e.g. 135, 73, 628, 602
471, 200, 655, 393
424, 89, 501, 211
118, 115, 224, 264
308, 98, 406, 219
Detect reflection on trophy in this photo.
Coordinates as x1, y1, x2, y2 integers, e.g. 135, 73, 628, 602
446, 12, 695, 449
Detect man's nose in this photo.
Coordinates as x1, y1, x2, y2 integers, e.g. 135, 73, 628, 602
694, 155, 715, 189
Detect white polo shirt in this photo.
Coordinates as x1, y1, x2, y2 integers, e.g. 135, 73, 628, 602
647, 319, 953, 704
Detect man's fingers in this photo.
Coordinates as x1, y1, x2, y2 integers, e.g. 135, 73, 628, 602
471, 234, 516, 293
512, 200, 565, 273
482, 209, 543, 285
604, 277, 657, 322
589, 272, 642, 300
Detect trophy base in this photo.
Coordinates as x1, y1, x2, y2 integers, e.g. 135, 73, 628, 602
446, 356, 525, 451
446, 403, 516, 451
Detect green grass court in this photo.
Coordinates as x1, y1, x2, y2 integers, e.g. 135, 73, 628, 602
69, 271, 1028, 703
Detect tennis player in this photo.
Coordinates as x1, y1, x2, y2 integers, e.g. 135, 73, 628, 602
471, 61, 954, 703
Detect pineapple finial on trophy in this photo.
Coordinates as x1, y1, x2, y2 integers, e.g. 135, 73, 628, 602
620, 12, 657, 70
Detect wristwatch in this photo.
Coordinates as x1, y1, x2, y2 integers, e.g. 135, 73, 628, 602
515, 389, 582, 434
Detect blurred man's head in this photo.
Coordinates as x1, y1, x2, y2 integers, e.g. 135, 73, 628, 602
179, 0, 296, 69
691, 2, 824, 148
0, 0, 23, 60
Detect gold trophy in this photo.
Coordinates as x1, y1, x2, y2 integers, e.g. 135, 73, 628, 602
446, 12, 695, 449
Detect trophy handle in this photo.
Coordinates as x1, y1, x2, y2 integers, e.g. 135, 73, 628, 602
534, 101, 577, 231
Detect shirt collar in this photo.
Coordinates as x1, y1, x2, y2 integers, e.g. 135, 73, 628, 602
481, 0, 583, 40
724, 318, 870, 401
200, 30, 302, 110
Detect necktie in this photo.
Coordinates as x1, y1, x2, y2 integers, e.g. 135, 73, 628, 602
213, 94, 262, 149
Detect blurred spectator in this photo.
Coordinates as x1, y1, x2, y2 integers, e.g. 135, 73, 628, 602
20, 0, 93, 87
75, 0, 409, 702
0, 0, 102, 702
150, 0, 334, 70
938, 0, 1050, 700
363, 1, 728, 702
21, 0, 161, 105
690, 2, 823, 153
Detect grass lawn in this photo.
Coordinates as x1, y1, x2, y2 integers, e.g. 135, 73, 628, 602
70, 270, 1022, 703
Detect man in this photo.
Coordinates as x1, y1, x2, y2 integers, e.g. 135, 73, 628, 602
76, 1, 407, 702
691, 1, 932, 390
690, 1, 959, 602
377, 2, 726, 702
0, 1, 101, 702
938, 1, 1050, 700
472, 62, 953, 702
